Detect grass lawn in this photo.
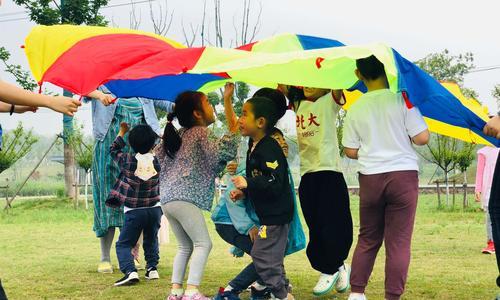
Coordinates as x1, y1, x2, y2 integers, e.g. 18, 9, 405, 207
0, 194, 497, 300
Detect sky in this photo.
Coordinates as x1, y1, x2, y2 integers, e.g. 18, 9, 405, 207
0, 0, 499, 136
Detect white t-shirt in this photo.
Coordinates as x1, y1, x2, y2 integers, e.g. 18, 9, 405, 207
342, 89, 427, 175
295, 92, 343, 176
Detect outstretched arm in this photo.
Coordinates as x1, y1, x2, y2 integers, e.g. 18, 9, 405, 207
0, 101, 37, 113
0, 80, 80, 116
223, 82, 239, 133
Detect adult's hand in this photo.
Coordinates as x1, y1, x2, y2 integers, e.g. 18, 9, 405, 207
47, 96, 81, 117
484, 116, 500, 139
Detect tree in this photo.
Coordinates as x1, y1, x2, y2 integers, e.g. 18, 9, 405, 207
416, 49, 477, 207
0, 123, 38, 175
69, 121, 94, 209
454, 143, 476, 208
0, 47, 38, 91
492, 84, 500, 113
11, 0, 110, 199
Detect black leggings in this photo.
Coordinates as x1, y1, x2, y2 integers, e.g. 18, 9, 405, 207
299, 171, 353, 274
0, 279, 7, 300
488, 154, 500, 286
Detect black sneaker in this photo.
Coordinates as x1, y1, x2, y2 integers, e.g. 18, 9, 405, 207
114, 271, 139, 286
145, 267, 160, 280
250, 287, 272, 300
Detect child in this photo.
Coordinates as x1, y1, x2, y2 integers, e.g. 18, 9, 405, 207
105, 122, 163, 287
231, 97, 295, 300
475, 145, 500, 254
158, 83, 240, 300
343, 55, 429, 300
212, 88, 305, 300
283, 83, 353, 296
213, 129, 305, 300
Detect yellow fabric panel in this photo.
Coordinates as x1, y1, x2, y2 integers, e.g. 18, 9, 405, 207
25, 25, 185, 82
251, 34, 303, 53
441, 82, 490, 122
424, 117, 492, 146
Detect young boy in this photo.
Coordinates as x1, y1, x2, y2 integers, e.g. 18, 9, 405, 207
343, 55, 429, 300
282, 83, 352, 296
231, 97, 295, 300
106, 122, 163, 286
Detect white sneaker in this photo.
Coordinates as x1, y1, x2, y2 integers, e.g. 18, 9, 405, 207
348, 293, 367, 300
312, 273, 339, 296
145, 267, 160, 280
335, 263, 351, 293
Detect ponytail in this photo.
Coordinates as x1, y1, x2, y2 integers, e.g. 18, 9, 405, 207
161, 91, 205, 158
162, 113, 181, 158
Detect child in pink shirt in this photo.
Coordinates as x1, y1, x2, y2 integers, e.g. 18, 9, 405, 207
475, 146, 500, 254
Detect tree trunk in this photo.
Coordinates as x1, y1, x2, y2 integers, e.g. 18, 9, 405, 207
463, 172, 468, 208
85, 170, 89, 210
452, 180, 456, 207
437, 182, 441, 207
64, 136, 76, 199
445, 172, 450, 206
63, 90, 76, 199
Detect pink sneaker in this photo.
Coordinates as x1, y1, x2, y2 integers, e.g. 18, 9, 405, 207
166, 295, 182, 300
181, 293, 211, 300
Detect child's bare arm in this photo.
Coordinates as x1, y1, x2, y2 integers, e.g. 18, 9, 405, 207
223, 82, 239, 133
411, 129, 430, 146
344, 147, 359, 160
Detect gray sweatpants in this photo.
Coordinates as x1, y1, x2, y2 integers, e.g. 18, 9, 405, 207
251, 224, 290, 299
162, 201, 213, 286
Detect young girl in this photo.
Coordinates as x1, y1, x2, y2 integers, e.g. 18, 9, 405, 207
280, 84, 353, 296
231, 97, 295, 300
158, 83, 239, 300
475, 145, 500, 254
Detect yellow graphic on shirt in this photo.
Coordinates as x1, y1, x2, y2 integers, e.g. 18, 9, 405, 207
258, 225, 267, 239
266, 160, 279, 170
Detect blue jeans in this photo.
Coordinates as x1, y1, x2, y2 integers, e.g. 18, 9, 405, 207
116, 206, 162, 274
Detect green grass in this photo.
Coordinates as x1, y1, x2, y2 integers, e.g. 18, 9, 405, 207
0, 195, 496, 300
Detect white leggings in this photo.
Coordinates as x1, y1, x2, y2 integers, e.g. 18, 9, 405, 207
162, 201, 212, 286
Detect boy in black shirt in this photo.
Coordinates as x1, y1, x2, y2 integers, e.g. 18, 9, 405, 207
231, 97, 294, 300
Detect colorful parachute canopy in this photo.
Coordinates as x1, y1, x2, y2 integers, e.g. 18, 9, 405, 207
105, 33, 346, 100
24, 25, 498, 146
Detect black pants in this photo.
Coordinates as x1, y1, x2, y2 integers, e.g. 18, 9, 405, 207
0, 280, 7, 300
488, 154, 500, 286
299, 171, 353, 274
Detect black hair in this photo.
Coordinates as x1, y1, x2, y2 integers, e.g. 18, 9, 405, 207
246, 96, 279, 133
356, 55, 387, 81
253, 88, 287, 120
162, 91, 205, 158
286, 86, 305, 103
128, 124, 157, 154
269, 127, 284, 138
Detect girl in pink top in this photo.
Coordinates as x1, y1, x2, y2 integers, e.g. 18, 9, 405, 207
475, 146, 500, 254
